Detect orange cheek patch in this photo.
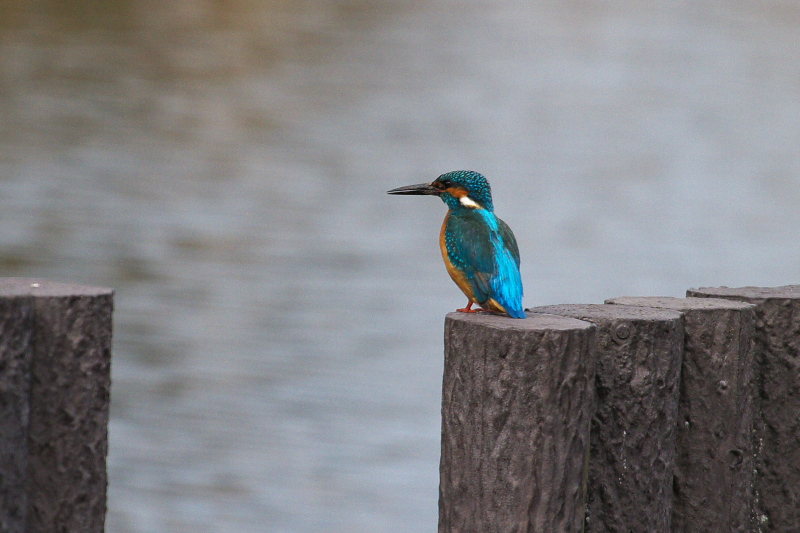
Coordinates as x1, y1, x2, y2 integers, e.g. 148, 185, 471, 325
446, 187, 469, 198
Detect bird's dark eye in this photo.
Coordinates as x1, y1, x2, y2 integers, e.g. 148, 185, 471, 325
442, 179, 452, 187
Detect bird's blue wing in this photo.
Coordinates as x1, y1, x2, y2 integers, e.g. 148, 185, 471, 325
491, 217, 524, 318
498, 218, 520, 268
446, 211, 524, 317
445, 211, 496, 303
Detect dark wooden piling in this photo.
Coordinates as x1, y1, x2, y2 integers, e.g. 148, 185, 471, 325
607, 296, 757, 533
687, 286, 800, 533
530, 304, 684, 533
0, 287, 33, 533
439, 312, 597, 533
0, 278, 113, 533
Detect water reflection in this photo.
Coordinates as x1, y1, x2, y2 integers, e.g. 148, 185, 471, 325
1, 1, 800, 532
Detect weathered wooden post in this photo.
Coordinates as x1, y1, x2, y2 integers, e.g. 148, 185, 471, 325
439, 312, 597, 533
0, 278, 113, 533
0, 286, 33, 532
607, 296, 757, 533
687, 286, 800, 533
530, 304, 684, 533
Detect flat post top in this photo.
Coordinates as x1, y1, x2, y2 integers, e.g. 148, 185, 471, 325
0, 278, 113, 297
607, 296, 755, 312
445, 311, 594, 332
530, 303, 683, 322
688, 285, 800, 300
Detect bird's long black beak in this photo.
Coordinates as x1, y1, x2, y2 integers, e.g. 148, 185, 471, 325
387, 182, 440, 195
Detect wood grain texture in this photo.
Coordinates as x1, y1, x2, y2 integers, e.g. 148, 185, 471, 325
0, 294, 33, 533
608, 296, 757, 533
531, 304, 683, 533
439, 312, 597, 533
688, 286, 800, 533
0, 278, 113, 533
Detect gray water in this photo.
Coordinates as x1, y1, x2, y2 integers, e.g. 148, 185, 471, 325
1, 2, 799, 531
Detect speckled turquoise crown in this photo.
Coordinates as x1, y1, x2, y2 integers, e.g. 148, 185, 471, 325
434, 170, 494, 211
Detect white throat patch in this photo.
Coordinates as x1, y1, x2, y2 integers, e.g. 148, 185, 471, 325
459, 196, 481, 208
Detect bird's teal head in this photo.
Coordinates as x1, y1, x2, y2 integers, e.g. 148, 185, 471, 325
387, 170, 494, 212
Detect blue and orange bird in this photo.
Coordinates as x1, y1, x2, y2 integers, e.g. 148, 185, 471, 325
388, 170, 525, 318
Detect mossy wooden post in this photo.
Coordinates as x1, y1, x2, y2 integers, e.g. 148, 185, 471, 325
439, 312, 597, 533
607, 296, 757, 533
0, 279, 113, 533
530, 304, 684, 533
687, 286, 800, 533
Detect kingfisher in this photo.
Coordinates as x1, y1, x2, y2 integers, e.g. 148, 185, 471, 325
388, 170, 525, 319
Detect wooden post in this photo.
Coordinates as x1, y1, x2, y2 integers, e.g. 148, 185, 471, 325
439, 312, 597, 533
687, 286, 800, 533
530, 304, 684, 533
0, 287, 33, 533
607, 296, 757, 533
0, 279, 113, 533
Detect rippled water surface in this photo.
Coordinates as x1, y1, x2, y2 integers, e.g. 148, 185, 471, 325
1, 2, 799, 531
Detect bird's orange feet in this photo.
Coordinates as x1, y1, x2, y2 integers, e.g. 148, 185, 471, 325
457, 301, 478, 313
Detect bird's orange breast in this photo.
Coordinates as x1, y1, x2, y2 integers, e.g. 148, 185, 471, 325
439, 212, 478, 304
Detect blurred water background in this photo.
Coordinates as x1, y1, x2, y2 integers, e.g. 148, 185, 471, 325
1, 1, 799, 531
